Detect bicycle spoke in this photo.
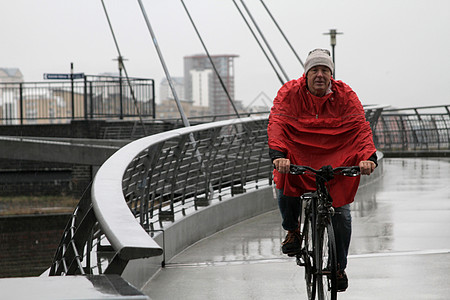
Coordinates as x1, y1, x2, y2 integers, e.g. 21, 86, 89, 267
315, 224, 337, 300
300, 201, 316, 300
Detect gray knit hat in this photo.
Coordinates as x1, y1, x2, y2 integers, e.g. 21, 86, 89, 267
304, 49, 334, 75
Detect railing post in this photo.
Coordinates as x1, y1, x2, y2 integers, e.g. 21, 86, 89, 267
84, 76, 88, 120
19, 83, 24, 125
71, 75, 75, 120
414, 108, 422, 121
89, 82, 93, 119
119, 75, 123, 120
152, 79, 156, 119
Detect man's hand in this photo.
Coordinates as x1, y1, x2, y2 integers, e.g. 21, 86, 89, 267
273, 158, 291, 174
359, 160, 376, 175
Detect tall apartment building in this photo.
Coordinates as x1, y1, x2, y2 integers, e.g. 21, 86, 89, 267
184, 54, 238, 116
159, 77, 185, 101
158, 76, 213, 119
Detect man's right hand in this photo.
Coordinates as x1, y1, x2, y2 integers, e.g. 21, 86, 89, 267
273, 158, 291, 174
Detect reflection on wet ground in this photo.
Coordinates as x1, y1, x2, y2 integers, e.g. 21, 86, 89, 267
352, 158, 450, 255
143, 158, 450, 300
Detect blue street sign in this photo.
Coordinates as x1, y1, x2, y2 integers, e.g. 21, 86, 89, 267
72, 73, 85, 79
43, 73, 85, 80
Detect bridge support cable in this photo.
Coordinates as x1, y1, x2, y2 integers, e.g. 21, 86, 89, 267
232, 0, 285, 85
137, 0, 214, 201
100, 0, 147, 135
180, 0, 240, 118
238, 0, 290, 83
136, 0, 189, 128
260, 0, 304, 69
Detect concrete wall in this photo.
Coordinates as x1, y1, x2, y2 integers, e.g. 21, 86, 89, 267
0, 120, 106, 139
0, 162, 91, 197
0, 121, 104, 197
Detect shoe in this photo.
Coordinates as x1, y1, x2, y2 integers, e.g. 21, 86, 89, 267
281, 229, 301, 255
336, 270, 348, 292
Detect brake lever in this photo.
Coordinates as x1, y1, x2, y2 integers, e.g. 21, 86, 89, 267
342, 167, 360, 177
290, 165, 307, 175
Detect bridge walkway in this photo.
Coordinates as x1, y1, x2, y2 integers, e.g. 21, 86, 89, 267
143, 158, 450, 300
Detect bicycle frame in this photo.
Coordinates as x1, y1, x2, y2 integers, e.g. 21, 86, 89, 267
298, 179, 336, 300
291, 165, 360, 300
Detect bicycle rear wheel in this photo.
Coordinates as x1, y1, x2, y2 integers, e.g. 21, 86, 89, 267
315, 223, 337, 300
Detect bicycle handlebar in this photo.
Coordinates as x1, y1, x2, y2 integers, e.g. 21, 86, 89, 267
289, 164, 360, 178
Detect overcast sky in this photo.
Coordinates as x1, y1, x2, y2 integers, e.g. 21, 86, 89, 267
1, 0, 449, 109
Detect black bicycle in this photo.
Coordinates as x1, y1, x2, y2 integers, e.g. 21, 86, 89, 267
290, 164, 360, 300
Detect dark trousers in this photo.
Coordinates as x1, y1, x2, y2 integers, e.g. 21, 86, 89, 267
277, 189, 352, 271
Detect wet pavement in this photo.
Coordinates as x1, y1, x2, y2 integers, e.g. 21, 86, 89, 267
143, 158, 450, 300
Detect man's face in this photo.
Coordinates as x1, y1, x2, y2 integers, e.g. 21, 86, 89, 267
306, 66, 332, 97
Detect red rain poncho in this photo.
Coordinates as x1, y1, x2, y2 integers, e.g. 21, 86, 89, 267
268, 75, 376, 207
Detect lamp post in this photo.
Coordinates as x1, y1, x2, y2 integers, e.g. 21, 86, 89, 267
323, 29, 343, 77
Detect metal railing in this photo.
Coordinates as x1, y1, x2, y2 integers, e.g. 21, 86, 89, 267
50, 115, 272, 276
374, 105, 450, 152
0, 75, 155, 124
49, 105, 386, 276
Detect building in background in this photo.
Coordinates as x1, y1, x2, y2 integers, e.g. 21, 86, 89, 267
189, 69, 211, 108
158, 77, 187, 119
157, 76, 211, 119
0, 68, 24, 83
159, 77, 185, 101
184, 54, 239, 116
0, 68, 24, 123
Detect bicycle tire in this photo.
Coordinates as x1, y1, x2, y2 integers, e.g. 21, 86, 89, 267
301, 201, 316, 299
315, 223, 337, 300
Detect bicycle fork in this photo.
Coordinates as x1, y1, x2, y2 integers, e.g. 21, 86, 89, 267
296, 193, 314, 267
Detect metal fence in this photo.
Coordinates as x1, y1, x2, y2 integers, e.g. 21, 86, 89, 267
0, 75, 155, 124
374, 105, 450, 152
49, 116, 272, 276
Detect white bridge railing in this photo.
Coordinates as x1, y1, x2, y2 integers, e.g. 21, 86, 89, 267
374, 105, 450, 154
49, 116, 272, 275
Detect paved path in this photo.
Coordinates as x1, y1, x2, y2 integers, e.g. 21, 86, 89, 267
143, 158, 450, 300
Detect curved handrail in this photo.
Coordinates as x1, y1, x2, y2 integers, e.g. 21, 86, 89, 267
91, 115, 268, 259
50, 115, 271, 275
374, 104, 450, 153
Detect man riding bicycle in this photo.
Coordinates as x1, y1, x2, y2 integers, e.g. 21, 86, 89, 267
267, 49, 377, 292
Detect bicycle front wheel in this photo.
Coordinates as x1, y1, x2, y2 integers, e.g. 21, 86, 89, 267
301, 205, 315, 299
315, 223, 337, 300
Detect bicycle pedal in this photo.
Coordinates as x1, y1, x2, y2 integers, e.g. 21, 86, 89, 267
296, 256, 305, 266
